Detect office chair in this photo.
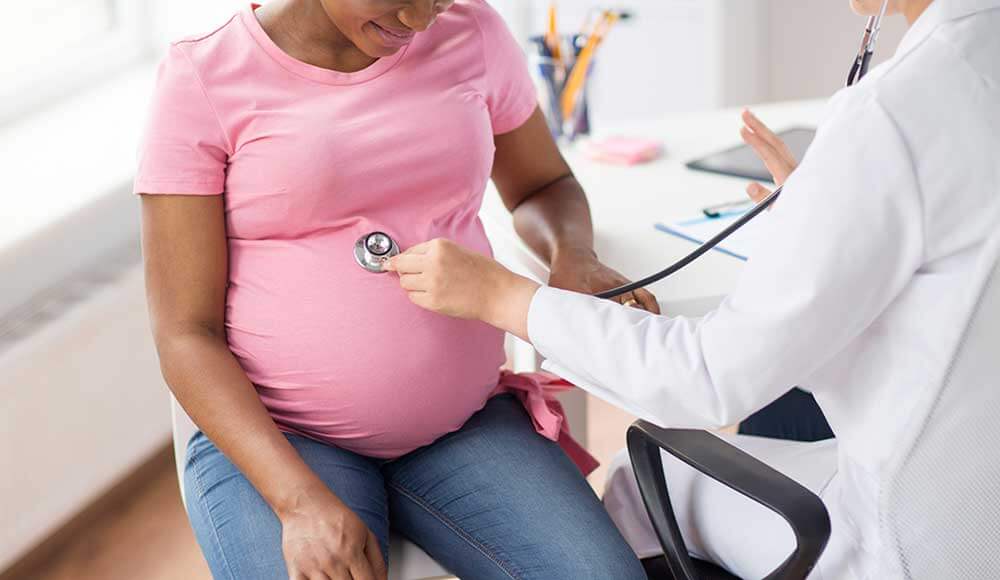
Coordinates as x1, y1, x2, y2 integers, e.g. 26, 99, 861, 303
627, 231, 1000, 579
627, 425, 830, 580
170, 212, 554, 580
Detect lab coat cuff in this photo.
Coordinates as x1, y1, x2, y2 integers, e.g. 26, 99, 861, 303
527, 285, 592, 364
526, 285, 560, 355
527, 286, 627, 409
529, 286, 589, 384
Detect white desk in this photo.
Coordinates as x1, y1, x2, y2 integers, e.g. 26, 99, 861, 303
482, 99, 826, 315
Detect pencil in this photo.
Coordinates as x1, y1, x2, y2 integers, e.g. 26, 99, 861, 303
560, 10, 619, 122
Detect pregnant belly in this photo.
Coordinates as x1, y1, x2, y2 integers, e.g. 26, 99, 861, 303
224, 234, 506, 458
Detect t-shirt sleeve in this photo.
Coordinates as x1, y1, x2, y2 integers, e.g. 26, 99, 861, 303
133, 44, 230, 195
471, 0, 538, 135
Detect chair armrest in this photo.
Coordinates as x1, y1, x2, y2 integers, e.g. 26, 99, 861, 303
626, 421, 831, 580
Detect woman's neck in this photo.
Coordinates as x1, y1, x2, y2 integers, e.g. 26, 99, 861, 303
257, 0, 377, 73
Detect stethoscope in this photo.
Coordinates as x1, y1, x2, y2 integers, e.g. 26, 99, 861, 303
356, 0, 889, 300
355, 231, 400, 273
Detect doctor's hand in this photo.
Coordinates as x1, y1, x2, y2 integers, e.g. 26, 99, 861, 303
385, 239, 659, 339
740, 108, 798, 203
385, 239, 541, 340
548, 247, 660, 314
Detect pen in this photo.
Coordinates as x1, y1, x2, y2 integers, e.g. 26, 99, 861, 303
531, 37, 563, 136
545, 2, 563, 65
560, 10, 616, 123
560, 9, 632, 124
702, 199, 754, 218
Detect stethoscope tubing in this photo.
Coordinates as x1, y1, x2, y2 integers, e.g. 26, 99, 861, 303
594, 186, 782, 299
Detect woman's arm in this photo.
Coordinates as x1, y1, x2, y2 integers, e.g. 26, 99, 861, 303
491, 108, 659, 313
492, 108, 592, 263
141, 194, 385, 580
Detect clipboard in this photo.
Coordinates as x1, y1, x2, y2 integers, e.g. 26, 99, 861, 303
654, 208, 773, 262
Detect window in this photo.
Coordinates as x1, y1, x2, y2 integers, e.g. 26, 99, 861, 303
0, 0, 155, 124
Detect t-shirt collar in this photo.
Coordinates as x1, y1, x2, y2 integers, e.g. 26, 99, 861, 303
241, 3, 409, 86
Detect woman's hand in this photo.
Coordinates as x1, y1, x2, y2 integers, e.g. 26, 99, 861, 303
278, 485, 386, 580
548, 246, 660, 314
385, 239, 540, 338
739, 108, 799, 203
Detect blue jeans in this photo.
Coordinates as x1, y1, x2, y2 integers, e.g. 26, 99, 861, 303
184, 394, 647, 579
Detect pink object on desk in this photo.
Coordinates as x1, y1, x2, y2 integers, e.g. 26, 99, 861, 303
585, 137, 663, 165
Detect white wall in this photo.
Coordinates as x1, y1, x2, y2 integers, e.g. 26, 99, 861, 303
494, 0, 909, 124
492, 0, 770, 129
150, 0, 247, 47
1, 262, 171, 570
710, 0, 770, 107
767, 0, 907, 101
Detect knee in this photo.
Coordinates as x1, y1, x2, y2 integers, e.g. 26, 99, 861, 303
539, 504, 648, 580
546, 543, 647, 580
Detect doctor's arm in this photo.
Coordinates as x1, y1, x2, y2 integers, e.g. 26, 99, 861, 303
391, 94, 924, 429
529, 95, 924, 427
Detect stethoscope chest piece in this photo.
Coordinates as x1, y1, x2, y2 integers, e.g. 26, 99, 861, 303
354, 231, 400, 273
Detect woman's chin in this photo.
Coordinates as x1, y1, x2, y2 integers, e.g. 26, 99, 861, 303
358, 24, 410, 57
355, 37, 400, 58
849, 0, 875, 16
849, 0, 898, 17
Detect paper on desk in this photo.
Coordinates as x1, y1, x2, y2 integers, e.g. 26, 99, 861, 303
654, 208, 773, 261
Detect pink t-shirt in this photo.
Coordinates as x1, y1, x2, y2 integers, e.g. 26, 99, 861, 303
135, 1, 538, 458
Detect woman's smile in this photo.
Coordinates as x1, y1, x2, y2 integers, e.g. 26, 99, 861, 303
368, 20, 416, 49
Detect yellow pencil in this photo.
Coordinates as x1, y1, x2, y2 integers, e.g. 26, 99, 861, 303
560, 10, 619, 122
545, 3, 562, 63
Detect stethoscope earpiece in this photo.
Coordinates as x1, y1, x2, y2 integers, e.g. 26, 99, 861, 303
355, 231, 400, 273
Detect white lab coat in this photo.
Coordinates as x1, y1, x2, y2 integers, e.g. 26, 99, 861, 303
525, 1, 1000, 578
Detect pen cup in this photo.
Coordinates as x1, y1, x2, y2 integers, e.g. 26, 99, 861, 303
528, 34, 594, 142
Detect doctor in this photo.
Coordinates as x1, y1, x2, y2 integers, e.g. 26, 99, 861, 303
384, 0, 1000, 577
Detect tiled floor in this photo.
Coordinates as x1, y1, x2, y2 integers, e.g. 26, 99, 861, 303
21, 393, 642, 580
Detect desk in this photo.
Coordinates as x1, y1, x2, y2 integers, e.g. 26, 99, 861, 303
481, 99, 827, 485
482, 99, 826, 314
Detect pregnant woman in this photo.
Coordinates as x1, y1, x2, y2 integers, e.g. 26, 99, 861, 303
135, 1, 654, 579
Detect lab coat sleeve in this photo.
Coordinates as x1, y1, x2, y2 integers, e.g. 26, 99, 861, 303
527, 91, 925, 429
